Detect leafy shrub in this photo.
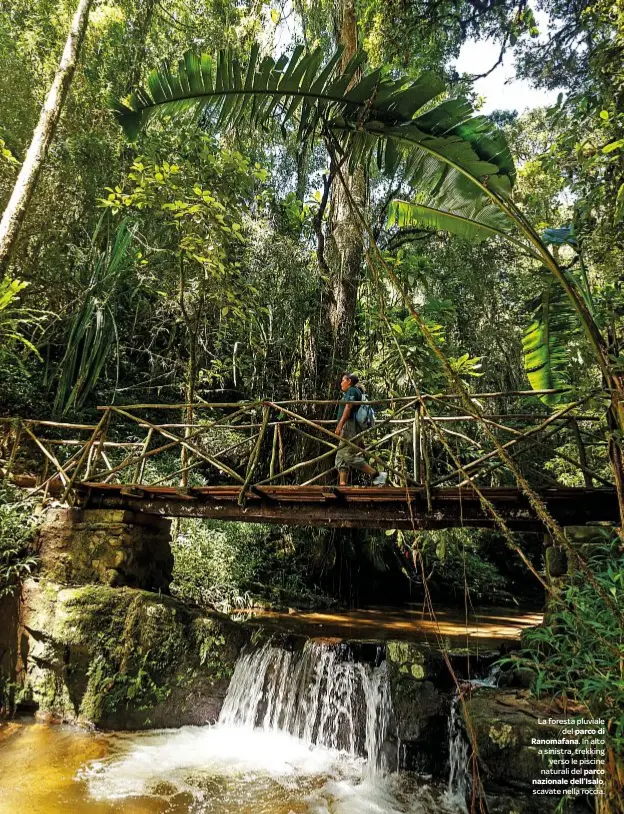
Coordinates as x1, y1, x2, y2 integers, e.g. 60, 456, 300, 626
170, 519, 330, 612
0, 485, 38, 597
398, 528, 511, 602
503, 529, 624, 758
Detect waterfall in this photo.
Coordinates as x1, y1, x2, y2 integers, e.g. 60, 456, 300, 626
446, 665, 500, 808
219, 640, 392, 771
447, 695, 470, 807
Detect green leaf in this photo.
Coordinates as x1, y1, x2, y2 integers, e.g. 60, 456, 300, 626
110, 46, 516, 226
522, 276, 578, 407
387, 199, 534, 251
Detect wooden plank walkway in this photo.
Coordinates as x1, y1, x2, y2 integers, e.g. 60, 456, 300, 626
79, 482, 619, 531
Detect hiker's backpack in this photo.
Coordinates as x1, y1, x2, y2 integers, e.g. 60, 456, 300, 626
355, 394, 375, 430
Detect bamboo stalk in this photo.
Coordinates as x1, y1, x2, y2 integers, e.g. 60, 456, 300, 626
5, 420, 22, 479
39, 457, 49, 489
134, 427, 153, 483
86, 412, 111, 484
261, 400, 420, 487
277, 423, 284, 475
269, 423, 278, 480
109, 407, 245, 484
0, 418, 98, 429
259, 446, 337, 485
238, 406, 270, 504
147, 432, 260, 487
422, 414, 432, 512
413, 414, 419, 485
428, 400, 587, 487
7, 451, 82, 502
100, 451, 114, 471
456, 423, 567, 487
94, 402, 256, 483
297, 423, 412, 488
61, 410, 110, 501
97, 390, 570, 411
21, 424, 70, 486
130, 414, 600, 429
39, 439, 142, 448
458, 415, 611, 488
301, 464, 338, 486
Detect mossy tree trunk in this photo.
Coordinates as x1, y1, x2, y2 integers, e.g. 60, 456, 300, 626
314, 0, 366, 398
0, 0, 94, 276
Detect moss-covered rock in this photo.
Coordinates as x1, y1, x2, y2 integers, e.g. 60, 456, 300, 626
385, 640, 448, 773
463, 688, 561, 789
386, 640, 445, 682
16, 579, 249, 729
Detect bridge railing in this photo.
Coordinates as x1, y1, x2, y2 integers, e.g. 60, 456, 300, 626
0, 390, 611, 500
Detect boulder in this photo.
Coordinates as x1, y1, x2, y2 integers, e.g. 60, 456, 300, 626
386, 640, 448, 773
463, 688, 561, 789
13, 578, 249, 729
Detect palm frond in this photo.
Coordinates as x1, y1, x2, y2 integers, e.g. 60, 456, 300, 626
0, 278, 44, 364
111, 46, 516, 218
386, 198, 540, 257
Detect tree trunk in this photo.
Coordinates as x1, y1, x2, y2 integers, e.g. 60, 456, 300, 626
0, 0, 94, 276
317, 0, 366, 397
126, 0, 157, 93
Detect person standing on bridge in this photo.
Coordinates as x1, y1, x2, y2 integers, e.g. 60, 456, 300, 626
335, 373, 387, 487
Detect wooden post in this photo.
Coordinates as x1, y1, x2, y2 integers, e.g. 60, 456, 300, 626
5, 420, 22, 479
277, 423, 284, 477
270, 423, 278, 481
134, 427, 153, 484
60, 410, 110, 502
110, 407, 245, 484
422, 413, 432, 512
264, 400, 419, 486
413, 405, 422, 484
238, 405, 270, 504
22, 424, 71, 486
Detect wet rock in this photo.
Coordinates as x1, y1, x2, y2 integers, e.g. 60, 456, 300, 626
386, 640, 448, 774
462, 688, 561, 790
386, 640, 445, 682
498, 666, 536, 690
11, 579, 249, 729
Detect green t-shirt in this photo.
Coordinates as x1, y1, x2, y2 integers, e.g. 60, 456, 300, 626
337, 386, 361, 420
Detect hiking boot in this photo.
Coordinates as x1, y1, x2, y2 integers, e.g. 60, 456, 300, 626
372, 471, 388, 486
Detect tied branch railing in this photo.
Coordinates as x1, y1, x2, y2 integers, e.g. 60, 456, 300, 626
0, 390, 612, 504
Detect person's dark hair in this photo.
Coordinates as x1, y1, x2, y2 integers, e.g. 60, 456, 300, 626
341, 372, 359, 385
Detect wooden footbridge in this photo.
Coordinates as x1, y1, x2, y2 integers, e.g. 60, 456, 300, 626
1, 390, 619, 531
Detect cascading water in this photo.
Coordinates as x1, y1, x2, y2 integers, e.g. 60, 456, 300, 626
446, 665, 501, 809
76, 639, 468, 812
447, 696, 470, 808
219, 640, 393, 772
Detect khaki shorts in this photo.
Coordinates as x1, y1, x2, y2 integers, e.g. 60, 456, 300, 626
335, 420, 368, 472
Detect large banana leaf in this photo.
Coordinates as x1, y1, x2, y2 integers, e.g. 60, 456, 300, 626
111, 46, 516, 216
386, 196, 539, 257
522, 278, 579, 407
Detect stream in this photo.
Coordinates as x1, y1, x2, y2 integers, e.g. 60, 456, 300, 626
0, 607, 541, 813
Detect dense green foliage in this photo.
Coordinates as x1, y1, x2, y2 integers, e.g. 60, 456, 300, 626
0, 0, 623, 795
505, 529, 624, 757
0, 485, 38, 598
